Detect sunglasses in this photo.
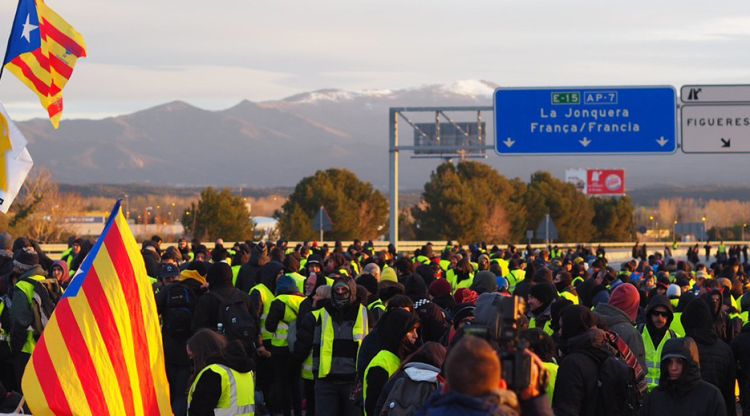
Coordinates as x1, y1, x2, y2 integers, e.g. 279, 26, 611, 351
651, 311, 670, 318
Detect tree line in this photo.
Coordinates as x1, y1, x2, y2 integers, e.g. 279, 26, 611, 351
273, 161, 635, 243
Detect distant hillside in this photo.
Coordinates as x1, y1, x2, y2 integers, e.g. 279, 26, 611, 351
20, 79, 750, 189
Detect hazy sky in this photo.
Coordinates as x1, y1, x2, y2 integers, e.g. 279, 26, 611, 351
1, 1, 750, 120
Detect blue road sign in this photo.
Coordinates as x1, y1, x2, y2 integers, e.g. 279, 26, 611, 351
494, 86, 677, 155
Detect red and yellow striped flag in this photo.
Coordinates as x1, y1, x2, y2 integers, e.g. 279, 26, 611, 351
2, 0, 87, 129
21, 200, 172, 415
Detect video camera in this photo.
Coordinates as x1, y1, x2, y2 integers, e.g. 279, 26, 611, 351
463, 295, 532, 393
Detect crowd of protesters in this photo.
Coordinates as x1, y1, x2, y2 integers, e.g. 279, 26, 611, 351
1, 233, 750, 415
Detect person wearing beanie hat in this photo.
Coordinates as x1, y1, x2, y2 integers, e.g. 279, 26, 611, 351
358, 273, 385, 323
470, 270, 498, 295
429, 279, 455, 312
528, 281, 558, 335
381, 266, 398, 283
593, 283, 646, 371
265, 274, 305, 416
666, 284, 682, 308
13, 247, 39, 272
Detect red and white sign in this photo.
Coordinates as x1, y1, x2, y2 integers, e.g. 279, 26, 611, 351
586, 169, 625, 195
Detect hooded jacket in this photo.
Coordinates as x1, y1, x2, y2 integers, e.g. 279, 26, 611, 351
641, 338, 727, 416
553, 328, 613, 416
593, 302, 647, 371
363, 309, 418, 416
50, 260, 71, 288
732, 323, 750, 415
187, 341, 255, 416
644, 295, 674, 349
417, 389, 520, 416
682, 298, 736, 416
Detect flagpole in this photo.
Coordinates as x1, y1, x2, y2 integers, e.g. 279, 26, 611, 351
0, 0, 23, 80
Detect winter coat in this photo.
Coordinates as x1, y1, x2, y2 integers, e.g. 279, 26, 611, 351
552, 328, 612, 416
187, 342, 255, 416
416, 390, 519, 416
682, 298, 737, 416
375, 362, 441, 414
732, 323, 750, 415
640, 337, 727, 416
594, 302, 647, 371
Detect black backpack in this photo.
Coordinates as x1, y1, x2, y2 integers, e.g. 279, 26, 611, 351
211, 290, 256, 347
594, 353, 643, 416
162, 283, 195, 339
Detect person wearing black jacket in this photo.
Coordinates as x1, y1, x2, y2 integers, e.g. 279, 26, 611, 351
187, 330, 255, 416
641, 337, 727, 416
682, 298, 737, 416
235, 246, 269, 293
732, 321, 750, 415
156, 263, 207, 416
552, 305, 612, 416
191, 262, 258, 352
363, 309, 418, 416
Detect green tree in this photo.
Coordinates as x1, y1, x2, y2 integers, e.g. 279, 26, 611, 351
524, 171, 595, 242
412, 161, 526, 243
181, 187, 254, 241
275, 169, 388, 240
591, 196, 635, 241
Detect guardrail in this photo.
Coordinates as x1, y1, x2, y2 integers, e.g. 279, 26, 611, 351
37, 240, 730, 259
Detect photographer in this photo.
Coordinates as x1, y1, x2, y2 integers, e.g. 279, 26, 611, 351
442, 292, 552, 415
418, 335, 551, 416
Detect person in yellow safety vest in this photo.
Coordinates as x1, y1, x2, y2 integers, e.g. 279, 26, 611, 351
282, 254, 306, 293
187, 329, 255, 416
491, 257, 510, 279
553, 271, 579, 305
446, 258, 475, 293
265, 275, 305, 416
528, 282, 558, 336
9, 248, 54, 389
505, 258, 526, 294
291, 277, 369, 416
297, 274, 331, 415
62, 238, 82, 271
476, 254, 490, 272
640, 295, 677, 391
248, 261, 280, 409
363, 309, 419, 416
520, 327, 558, 402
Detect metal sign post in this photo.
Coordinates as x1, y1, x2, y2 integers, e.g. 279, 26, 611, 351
389, 106, 493, 251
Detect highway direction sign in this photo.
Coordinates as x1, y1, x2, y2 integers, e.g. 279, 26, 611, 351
681, 84, 750, 104
494, 86, 677, 155
681, 104, 750, 153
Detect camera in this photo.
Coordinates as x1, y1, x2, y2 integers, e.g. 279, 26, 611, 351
462, 295, 532, 392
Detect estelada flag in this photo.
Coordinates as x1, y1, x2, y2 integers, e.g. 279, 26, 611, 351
2, 0, 87, 129
21, 200, 172, 415
0, 102, 33, 214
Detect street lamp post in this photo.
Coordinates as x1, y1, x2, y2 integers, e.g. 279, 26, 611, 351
701, 216, 707, 241
673, 220, 678, 242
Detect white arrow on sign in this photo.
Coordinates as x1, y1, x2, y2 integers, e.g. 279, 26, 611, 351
579, 137, 591, 147
503, 137, 515, 148
656, 136, 669, 147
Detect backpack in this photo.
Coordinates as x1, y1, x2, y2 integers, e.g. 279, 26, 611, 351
380, 367, 440, 416
23, 277, 57, 339
595, 331, 646, 416
211, 290, 256, 347
162, 283, 195, 339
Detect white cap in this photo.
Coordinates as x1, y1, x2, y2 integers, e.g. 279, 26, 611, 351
667, 284, 681, 299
